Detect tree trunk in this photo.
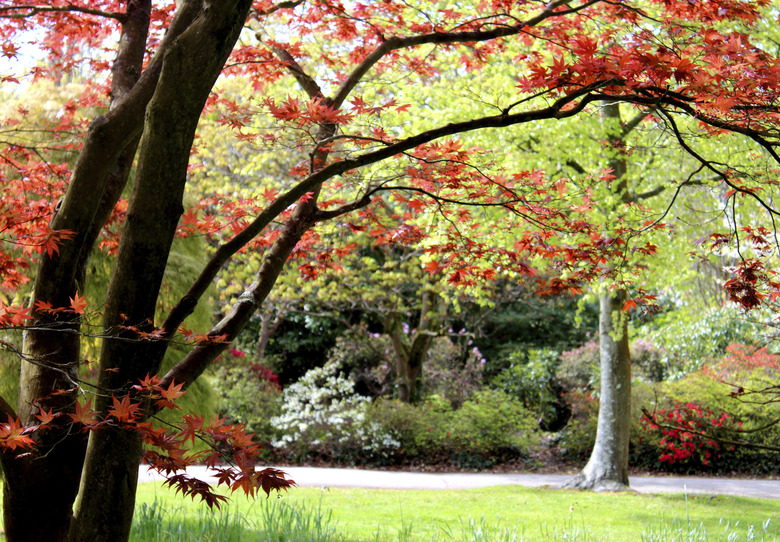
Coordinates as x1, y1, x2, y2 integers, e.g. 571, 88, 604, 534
1, 2, 152, 541
564, 102, 634, 491
563, 290, 632, 491
255, 309, 285, 364
387, 289, 439, 403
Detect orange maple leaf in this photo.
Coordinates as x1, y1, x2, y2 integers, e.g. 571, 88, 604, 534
68, 398, 100, 428
108, 395, 141, 423
69, 291, 88, 314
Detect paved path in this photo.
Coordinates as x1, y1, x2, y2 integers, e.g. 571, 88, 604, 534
138, 465, 780, 499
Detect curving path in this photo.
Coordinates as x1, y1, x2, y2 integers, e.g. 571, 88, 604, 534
138, 465, 780, 499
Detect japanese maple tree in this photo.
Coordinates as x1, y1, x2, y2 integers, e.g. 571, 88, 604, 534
0, 1, 778, 541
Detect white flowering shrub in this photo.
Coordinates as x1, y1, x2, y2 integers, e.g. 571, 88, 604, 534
270, 361, 400, 462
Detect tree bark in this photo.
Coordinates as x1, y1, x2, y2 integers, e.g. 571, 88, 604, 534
387, 288, 439, 403
563, 290, 632, 491
564, 102, 634, 491
65, 3, 253, 541
2, 3, 152, 541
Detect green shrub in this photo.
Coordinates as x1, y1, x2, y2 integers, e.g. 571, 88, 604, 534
492, 348, 565, 430
636, 307, 773, 377
211, 363, 283, 451
366, 390, 539, 468
557, 340, 600, 392
423, 338, 485, 407
553, 390, 598, 461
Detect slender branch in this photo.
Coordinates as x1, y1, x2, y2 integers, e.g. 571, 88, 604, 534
161, 79, 613, 337
0, 4, 125, 21
329, 0, 592, 109
266, 44, 324, 99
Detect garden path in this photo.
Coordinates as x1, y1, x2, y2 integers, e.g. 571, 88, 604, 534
138, 466, 780, 499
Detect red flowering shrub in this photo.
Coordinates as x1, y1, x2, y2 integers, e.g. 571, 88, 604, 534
640, 402, 737, 467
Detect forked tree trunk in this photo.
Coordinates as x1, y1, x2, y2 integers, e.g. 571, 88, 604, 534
387, 289, 439, 403
563, 290, 632, 491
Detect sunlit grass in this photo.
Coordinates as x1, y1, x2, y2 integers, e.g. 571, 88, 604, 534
131, 482, 779, 541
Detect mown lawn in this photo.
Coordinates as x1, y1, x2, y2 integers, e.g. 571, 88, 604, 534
131, 481, 780, 541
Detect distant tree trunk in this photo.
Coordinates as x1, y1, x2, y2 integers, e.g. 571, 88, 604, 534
564, 102, 633, 491
387, 288, 439, 403
254, 309, 285, 364
564, 289, 631, 490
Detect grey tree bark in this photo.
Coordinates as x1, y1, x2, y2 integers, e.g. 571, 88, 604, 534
564, 102, 633, 491
563, 290, 632, 490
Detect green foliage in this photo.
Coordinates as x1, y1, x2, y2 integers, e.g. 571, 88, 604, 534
420, 337, 485, 408
211, 364, 283, 451
636, 307, 773, 378
474, 295, 599, 378
260, 312, 348, 386
367, 390, 539, 468
491, 348, 566, 430
557, 339, 600, 392
324, 324, 393, 398
553, 390, 598, 461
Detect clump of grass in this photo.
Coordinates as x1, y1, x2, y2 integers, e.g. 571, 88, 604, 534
130, 497, 338, 542
641, 518, 773, 542
439, 516, 524, 542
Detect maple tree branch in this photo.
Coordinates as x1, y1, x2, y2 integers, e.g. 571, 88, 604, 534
265, 43, 324, 99
313, 193, 373, 222
163, 80, 613, 337
0, 393, 15, 420
329, 0, 589, 109
0, 4, 125, 21
254, 0, 304, 16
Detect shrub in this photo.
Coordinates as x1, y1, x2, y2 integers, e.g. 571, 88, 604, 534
325, 324, 393, 398
636, 307, 773, 377
366, 390, 539, 468
422, 338, 485, 407
557, 339, 600, 392
631, 338, 667, 382
492, 348, 567, 430
270, 361, 401, 464
553, 390, 598, 461
211, 361, 283, 451
636, 355, 780, 474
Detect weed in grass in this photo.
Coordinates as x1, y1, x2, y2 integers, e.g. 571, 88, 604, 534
537, 504, 594, 542
396, 503, 414, 542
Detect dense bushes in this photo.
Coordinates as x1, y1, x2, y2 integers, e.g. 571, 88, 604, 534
267, 360, 538, 468
210, 306, 780, 475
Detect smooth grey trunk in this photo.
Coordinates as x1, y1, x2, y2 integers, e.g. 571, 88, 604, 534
564, 102, 633, 491
564, 290, 632, 490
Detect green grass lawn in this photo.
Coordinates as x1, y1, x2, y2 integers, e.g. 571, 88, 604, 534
132, 482, 780, 541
